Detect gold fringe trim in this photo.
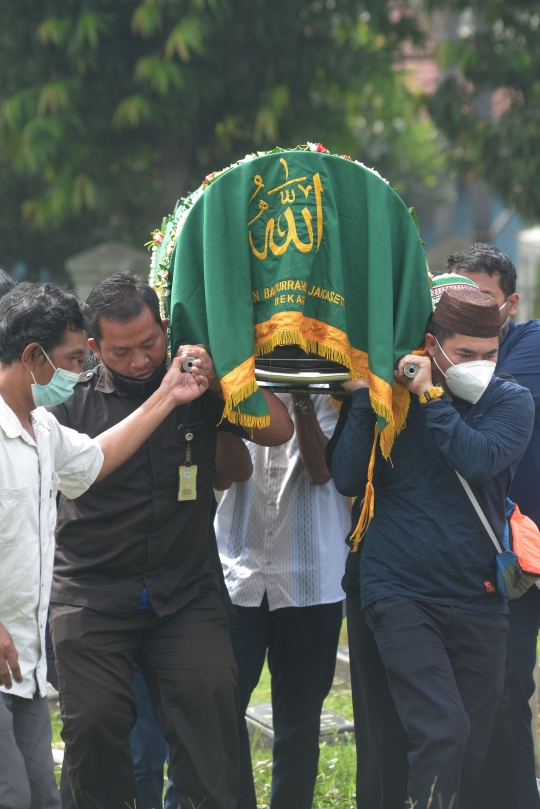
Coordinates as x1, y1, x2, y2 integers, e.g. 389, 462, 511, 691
221, 376, 271, 429
254, 329, 365, 381
351, 423, 379, 551
373, 383, 411, 460
220, 322, 421, 452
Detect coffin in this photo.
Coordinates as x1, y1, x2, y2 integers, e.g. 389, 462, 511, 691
148, 144, 432, 456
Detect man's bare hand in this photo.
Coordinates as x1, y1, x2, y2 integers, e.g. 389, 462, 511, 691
394, 355, 434, 396
341, 377, 370, 393
0, 623, 22, 689
162, 354, 209, 405
176, 345, 220, 393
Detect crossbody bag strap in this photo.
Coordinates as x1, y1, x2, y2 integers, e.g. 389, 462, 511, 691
446, 466, 505, 555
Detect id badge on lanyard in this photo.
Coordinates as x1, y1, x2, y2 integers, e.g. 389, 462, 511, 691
178, 430, 197, 501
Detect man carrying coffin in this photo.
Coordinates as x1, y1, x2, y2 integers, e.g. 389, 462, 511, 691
328, 287, 535, 809
0, 282, 209, 809
48, 272, 293, 809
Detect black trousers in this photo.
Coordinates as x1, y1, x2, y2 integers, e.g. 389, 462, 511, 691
475, 585, 540, 809
50, 589, 240, 809
343, 549, 410, 809
230, 594, 342, 809
365, 596, 508, 809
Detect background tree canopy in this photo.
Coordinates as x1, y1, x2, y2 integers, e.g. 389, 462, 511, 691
6, 1, 539, 283
0, 0, 450, 280
428, 0, 540, 223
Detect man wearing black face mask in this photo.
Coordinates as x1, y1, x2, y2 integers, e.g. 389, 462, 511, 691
48, 272, 293, 809
327, 287, 535, 809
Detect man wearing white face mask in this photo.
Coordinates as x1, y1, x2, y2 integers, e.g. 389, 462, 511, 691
328, 286, 535, 809
0, 282, 209, 809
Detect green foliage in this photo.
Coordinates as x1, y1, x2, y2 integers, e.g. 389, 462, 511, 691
0, 0, 450, 278
428, 0, 540, 221
252, 741, 357, 809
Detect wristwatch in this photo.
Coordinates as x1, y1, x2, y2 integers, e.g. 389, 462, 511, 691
418, 385, 447, 404
292, 397, 315, 415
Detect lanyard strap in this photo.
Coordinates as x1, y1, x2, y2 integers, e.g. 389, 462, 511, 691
449, 467, 504, 555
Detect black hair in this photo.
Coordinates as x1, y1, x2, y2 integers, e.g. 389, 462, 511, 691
0, 282, 87, 365
426, 319, 454, 346
446, 243, 517, 298
85, 272, 162, 341
0, 269, 17, 300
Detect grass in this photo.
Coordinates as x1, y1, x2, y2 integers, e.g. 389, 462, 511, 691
252, 739, 357, 809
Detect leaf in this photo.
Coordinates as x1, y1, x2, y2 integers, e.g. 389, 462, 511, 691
112, 95, 152, 128
408, 207, 426, 246
253, 86, 289, 143
134, 57, 184, 95
0, 88, 38, 130
73, 174, 97, 211
164, 16, 207, 62
37, 82, 72, 116
74, 12, 111, 52
36, 17, 71, 47
132, 3, 163, 37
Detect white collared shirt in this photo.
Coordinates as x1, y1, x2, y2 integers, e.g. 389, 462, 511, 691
0, 395, 103, 699
216, 394, 350, 610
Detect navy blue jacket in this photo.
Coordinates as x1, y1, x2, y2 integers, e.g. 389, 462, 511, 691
497, 319, 540, 527
328, 378, 534, 612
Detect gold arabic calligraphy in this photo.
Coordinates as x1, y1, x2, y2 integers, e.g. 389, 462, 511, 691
248, 159, 324, 261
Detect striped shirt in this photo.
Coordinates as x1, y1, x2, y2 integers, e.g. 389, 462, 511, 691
216, 394, 350, 610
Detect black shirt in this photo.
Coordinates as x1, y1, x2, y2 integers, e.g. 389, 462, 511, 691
50, 364, 243, 618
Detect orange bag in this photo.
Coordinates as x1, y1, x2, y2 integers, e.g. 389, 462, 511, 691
508, 502, 540, 591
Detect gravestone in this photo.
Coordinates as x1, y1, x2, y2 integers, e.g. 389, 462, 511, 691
65, 241, 149, 302
246, 703, 355, 750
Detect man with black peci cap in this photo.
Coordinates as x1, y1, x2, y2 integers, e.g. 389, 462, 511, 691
327, 287, 535, 809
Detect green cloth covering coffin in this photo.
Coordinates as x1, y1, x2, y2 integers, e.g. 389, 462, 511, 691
150, 147, 432, 460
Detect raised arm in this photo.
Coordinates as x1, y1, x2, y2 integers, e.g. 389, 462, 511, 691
213, 431, 253, 490
291, 394, 331, 486
420, 390, 534, 483
250, 388, 294, 446
394, 353, 535, 484
176, 345, 294, 447
328, 385, 377, 497
95, 354, 208, 481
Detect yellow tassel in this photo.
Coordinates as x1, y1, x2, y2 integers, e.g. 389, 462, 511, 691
255, 330, 364, 381
372, 386, 411, 460
351, 423, 379, 551
221, 377, 271, 430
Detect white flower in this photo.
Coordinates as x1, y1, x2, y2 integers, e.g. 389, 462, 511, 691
354, 160, 389, 184
307, 142, 318, 151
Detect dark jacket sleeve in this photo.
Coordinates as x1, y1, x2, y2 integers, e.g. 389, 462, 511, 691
421, 383, 535, 484
326, 388, 377, 497
326, 395, 352, 472
497, 326, 540, 410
